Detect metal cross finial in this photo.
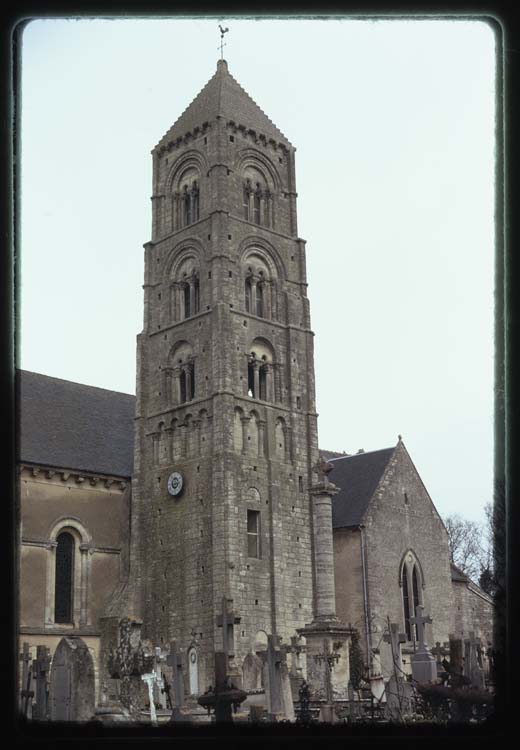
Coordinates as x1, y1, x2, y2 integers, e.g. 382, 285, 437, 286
218, 25, 229, 59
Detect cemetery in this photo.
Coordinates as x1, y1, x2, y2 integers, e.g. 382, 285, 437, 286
18, 600, 495, 726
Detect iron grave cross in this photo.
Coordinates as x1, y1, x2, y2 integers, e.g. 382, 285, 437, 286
218, 25, 229, 59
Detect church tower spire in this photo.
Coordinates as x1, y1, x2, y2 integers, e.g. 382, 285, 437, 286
129, 60, 320, 691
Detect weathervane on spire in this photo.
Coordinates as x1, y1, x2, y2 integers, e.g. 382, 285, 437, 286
218, 24, 229, 60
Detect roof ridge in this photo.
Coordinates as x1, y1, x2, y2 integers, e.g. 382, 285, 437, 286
329, 446, 394, 461
18, 369, 135, 398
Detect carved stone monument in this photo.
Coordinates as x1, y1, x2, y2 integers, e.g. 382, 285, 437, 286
49, 637, 95, 722
410, 606, 437, 684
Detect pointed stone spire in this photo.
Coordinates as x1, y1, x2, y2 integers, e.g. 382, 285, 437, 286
154, 59, 292, 152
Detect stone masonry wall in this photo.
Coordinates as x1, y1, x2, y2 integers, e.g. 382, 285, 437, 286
362, 442, 455, 679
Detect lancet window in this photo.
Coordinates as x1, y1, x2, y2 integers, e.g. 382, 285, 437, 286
401, 552, 424, 642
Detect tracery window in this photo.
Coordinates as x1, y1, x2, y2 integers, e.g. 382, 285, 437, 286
401, 552, 423, 641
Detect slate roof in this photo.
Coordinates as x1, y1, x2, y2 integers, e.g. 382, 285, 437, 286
18, 370, 135, 478
155, 59, 292, 152
330, 448, 396, 529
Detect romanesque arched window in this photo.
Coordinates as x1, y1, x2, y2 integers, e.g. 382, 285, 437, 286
169, 253, 201, 323
46, 520, 92, 628
169, 341, 195, 404
247, 338, 275, 402
171, 165, 201, 232
54, 531, 74, 623
400, 551, 424, 641
243, 253, 277, 321
241, 165, 274, 228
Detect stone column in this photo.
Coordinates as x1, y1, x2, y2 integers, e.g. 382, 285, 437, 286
264, 363, 273, 402
189, 279, 196, 316
251, 281, 257, 318
184, 365, 192, 402
79, 544, 90, 627
253, 361, 260, 399
297, 472, 353, 706
311, 480, 339, 620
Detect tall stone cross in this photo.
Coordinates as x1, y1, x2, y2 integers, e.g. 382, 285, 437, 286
19, 642, 34, 718
153, 646, 168, 709
216, 596, 241, 667
266, 634, 284, 716
409, 605, 432, 650
383, 623, 407, 673
166, 640, 185, 714
31, 645, 51, 721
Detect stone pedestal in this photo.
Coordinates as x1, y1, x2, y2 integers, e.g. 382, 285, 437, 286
297, 619, 352, 703
410, 648, 437, 684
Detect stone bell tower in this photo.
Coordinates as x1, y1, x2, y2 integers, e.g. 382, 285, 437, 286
128, 59, 322, 690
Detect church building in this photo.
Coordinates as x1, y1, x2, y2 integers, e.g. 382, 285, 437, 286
17, 59, 492, 710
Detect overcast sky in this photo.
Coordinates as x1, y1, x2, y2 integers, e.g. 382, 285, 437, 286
19, 17, 496, 525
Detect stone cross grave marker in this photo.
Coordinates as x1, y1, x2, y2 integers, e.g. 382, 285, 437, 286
32, 645, 51, 721
410, 605, 437, 684
166, 641, 185, 721
383, 622, 409, 720
216, 596, 241, 665
141, 669, 163, 726
409, 605, 431, 650
266, 634, 284, 717
383, 623, 407, 673
19, 642, 34, 718
152, 646, 168, 709
464, 632, 485, 689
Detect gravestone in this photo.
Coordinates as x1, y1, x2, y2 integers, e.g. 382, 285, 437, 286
383, 623, 409, 720
242, 651, 263, 691
263, 635, 295, 722
32, 645, 51, 721
464, 632, 485, 689
49, 637, 95, 722
167, 640, 186, 722
410, 606, 437, 684
19, 642, 34, 719
448, 636, 463, 679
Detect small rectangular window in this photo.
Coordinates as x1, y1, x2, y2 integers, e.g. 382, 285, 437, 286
247, 510, 260, 558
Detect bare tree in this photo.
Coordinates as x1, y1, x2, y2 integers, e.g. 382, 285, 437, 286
444, 512, 489, 584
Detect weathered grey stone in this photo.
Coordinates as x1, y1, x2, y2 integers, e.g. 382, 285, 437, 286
49, 637, 95, 722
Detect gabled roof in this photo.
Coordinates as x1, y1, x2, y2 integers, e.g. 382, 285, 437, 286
450, 562, 470, 583
330, 447, 395, 529
17, 370, 135, 478
155, 59, 292, 151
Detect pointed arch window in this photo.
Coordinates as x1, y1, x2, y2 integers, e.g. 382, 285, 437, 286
401, 553, 423, 642
54, 532, 74, 624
